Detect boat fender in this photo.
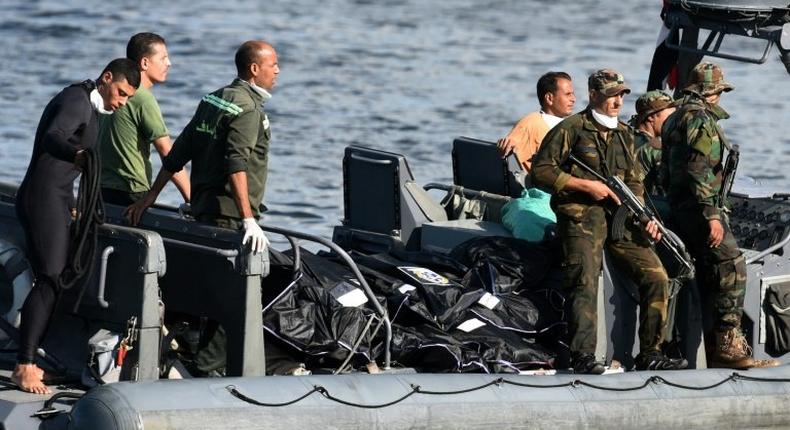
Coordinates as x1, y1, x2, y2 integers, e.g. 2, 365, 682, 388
0, 239, 33, 337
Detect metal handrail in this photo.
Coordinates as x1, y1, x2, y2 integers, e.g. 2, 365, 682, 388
664, 24, 775, 64
96, 246, 115, 308
745, 229, 790, 265
261, 224, 393, 370
161, 237, 239, 258
423, 182, 512, 203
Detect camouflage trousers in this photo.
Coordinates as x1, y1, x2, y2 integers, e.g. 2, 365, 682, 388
672, 209, 746, 330
558, 205, 669, 355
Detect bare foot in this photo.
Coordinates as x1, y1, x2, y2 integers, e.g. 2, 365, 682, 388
11, 363, 51, 394
33, 365, 44, 379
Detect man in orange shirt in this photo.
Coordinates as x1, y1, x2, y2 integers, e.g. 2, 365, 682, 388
497, 72, 576, 171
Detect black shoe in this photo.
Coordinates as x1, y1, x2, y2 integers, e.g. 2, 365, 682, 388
179, 358, 226, 378
634, 352, 688, 371
572, 353, 606, 375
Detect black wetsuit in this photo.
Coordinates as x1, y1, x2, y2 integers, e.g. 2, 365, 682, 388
15, 80, 98, 364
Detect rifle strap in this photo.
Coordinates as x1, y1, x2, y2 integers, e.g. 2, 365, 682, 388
714, 122, 734, 152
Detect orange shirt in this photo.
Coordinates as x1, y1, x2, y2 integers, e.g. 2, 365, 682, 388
503, 111, 550, 171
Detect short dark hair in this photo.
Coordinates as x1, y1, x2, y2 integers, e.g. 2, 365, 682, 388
536, 71, 572, 108
235, 40, 273, 77
100, 58, 141, 89
126, 32, 166, 64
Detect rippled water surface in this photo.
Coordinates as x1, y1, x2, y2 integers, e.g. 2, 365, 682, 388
1, 0, 788, 243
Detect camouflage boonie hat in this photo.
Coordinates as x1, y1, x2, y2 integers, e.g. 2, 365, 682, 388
684, 62, 734, 96
634, 90, 678, 124
588, 69, 631, 97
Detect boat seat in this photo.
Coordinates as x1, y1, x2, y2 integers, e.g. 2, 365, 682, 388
452, 136, 527, 198
334, 145, 447, 252
420, 219, 512, 254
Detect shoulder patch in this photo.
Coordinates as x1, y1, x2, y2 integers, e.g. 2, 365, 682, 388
688, 115, 718, 155
202, 94, 244, 116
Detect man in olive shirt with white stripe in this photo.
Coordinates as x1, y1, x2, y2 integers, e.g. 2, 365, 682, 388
126, 40, 277, 252
126, 40, 279, 376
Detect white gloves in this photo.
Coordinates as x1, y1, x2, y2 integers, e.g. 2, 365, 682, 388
242, 218, 269, 254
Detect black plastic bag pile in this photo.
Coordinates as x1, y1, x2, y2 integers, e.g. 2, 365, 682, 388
262, 236, 566, 374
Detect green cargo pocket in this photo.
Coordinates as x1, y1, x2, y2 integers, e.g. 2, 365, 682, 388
765, 281, 790, 356
561, 253, 586, 288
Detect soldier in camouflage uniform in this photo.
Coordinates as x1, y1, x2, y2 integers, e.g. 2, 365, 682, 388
661, 62, 778, 369
629, 90, 678, 221
532, 69, 687, 373
632, 90, 677, 197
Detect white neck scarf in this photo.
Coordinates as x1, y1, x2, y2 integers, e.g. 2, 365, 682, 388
540, 111, 564, 129
90, 89, 112, 115
241, 78, 272, 104
591, 109, 619, 129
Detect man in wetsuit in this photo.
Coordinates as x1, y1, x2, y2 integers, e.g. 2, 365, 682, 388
100, 32, 191, 205
531, 69, 687, 373
497, 71, 576, 171
13, 59, 140, 393
126, 40, 278, 376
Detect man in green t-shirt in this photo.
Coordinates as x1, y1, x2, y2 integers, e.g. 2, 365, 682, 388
99, 32, 190, 205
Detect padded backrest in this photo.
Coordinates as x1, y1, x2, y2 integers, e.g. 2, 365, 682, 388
343, 146, 414, 235
452, 136, 525, 198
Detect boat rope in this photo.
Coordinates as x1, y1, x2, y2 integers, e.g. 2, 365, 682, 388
225, 371, 790, 409
225, 385, 323, 407
61, 148, 103, 296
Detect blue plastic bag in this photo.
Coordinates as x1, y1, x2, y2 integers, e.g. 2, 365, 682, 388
500, 188, 556, 242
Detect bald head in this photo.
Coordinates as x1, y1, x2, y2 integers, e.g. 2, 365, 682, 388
235, 41, 275, 78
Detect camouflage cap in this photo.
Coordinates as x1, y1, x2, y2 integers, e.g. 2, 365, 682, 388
634, 90, 677, 124
588, 69, 631, 97
684, 62, 734, 96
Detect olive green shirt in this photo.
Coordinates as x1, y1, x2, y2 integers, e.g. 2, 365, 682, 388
163, 78, 271, 220
531, 107, 644, 219
99, 86, 169, 193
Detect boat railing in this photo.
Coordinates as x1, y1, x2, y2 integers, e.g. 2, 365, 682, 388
106, 202, 394, 371
663, 3, 790, 67
746, 227, 790, 265
423, 182, 512, 204
260, 224, 393, 370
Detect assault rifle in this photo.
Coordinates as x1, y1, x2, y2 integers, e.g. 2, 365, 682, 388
567, 153, 695, 280
718, 144, 740, 209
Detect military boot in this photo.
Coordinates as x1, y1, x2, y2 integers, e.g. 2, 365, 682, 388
751, 357, 781, 368
708, 328, 755, 369
571, 352, 605, 375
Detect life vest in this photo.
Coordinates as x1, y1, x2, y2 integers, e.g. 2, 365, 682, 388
0, 239, 33, 339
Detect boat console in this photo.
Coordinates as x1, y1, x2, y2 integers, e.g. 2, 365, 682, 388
333, 138, 525, 255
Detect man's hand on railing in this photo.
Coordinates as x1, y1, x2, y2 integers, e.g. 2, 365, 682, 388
242, 218, 269, 254
124, 193, 156, 226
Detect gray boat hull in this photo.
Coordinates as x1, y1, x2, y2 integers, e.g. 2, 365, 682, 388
69, 367, 790, 430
